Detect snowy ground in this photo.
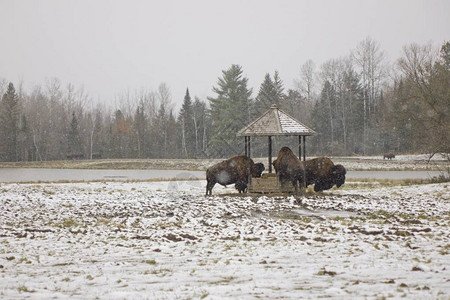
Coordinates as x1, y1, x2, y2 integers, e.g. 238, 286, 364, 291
330, 154, 450, 171
0, 153, 448, 172
0, 179, 449, 299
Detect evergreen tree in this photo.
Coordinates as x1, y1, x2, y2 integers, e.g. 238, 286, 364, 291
89, 109, 105, 159
0, 83, 20, 161
208, 65, 253, 157
340, 69, 363, 154
153, 103, 168, 158
254, 73, 276, 115
311, 81, 335, 154
192, 97, 209, 157
166, 109, 178, 158
110, 109, 131, 158
67, 111, 83, 156
178, 88, 195, 157
272, 70, 286, 104
254, 71, 286, 115
396, 42, 450, 155
133, 103, 147, 158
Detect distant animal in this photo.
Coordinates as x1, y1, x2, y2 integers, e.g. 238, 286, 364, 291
206, 156, 264, 196
272, 146, 305, 194
303, 157, 347, 192
66, 153, 85, 160
91, 153, 102, 159
383, 153, 395, 160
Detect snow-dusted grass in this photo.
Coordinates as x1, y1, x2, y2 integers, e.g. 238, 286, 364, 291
330, 154, 449, 171
0, 180, 449, 299
0, 153, 448, 171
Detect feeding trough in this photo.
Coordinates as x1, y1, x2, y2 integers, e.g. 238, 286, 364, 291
237, 105, 315, 193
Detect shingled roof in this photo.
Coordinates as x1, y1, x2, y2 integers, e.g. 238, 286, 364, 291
237, 105, 316, 137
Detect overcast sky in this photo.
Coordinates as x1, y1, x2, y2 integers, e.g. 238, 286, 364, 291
1, 0, 449, 111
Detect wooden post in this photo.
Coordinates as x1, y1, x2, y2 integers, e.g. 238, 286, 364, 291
303, 136, 306, 161
248, 136, 251, 158
268, 136, 272, 173
244, 137, 248, 156
298, 135, 302, 159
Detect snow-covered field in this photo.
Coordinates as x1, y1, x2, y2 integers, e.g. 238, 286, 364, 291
0, 179, 449, 299
330, 154, 450, 171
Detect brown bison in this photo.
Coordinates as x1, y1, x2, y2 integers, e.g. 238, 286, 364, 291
303, 157, 346, 192
272, 146, 305, 193
383, 153, 395, 160
206, 156, 264, 196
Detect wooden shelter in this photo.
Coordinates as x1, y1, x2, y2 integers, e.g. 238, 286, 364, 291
236, 104, 316, 193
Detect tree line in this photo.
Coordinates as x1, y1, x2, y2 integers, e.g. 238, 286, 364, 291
0, 38, 448, 162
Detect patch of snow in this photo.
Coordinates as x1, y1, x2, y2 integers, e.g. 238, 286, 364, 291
0, 180, 448, 298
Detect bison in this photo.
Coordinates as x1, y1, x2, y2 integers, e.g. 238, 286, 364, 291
205, 156, 264, 196
303, 157, 346, 192
272, 146, 305, 194
383, 153, 395, 160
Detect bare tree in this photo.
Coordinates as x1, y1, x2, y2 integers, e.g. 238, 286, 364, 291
397, 42, 449, 158
353, 37, 387, 154
0, 78, 8, 96
297, 60, 316, 103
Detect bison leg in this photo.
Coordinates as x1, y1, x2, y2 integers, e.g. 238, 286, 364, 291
314, 181, 323, 192
206, 180, 216, 196
235, 180, 248, 194
291, 179, 299, 194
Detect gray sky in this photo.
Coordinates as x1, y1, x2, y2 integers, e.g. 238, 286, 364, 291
1, 0, 449, 111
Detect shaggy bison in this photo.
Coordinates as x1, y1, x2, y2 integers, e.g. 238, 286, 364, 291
383, 153, 395, 160
272, 146, 305, 194
303, 157, 346, 192
205, 156, 264, 196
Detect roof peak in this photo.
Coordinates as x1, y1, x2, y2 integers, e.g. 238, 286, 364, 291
237, 105, 316, 137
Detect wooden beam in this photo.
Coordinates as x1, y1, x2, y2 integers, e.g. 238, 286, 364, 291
248, 136, 251, 158
268, 136, 272, 173
298, 135, 302, 159
244, 137, 248, 157
303, 136, 306, 161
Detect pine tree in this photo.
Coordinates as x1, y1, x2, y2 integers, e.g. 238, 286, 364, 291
254, 73, 276, 114
208, 65, 252, 157
154, 104, 167, 158
110, 109, 131, 158
192, 97, 208, 157
166, 109, 178, 158
254, 71, 286, 115
133, 103, 147, 158
0, 83, 20, 161
67, 111, 83, 157
311, 81, 335, 154
272, 71, 286, 104
178, 88, 195, 157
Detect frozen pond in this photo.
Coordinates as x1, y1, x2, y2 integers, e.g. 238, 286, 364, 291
0, 168, 445, 183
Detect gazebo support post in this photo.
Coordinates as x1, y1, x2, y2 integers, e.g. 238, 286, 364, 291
298, 135, 302, 160
268, 136, 272, 173
248, 136, 251, 158
244, 137, 248, 157
302, 136, 306, 161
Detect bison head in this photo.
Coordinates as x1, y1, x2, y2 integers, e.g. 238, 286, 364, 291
251, 163, 265, 178
330, 164, 346, 188
272, 159, 279, 173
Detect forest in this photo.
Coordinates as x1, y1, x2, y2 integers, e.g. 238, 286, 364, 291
0, 38, 448, 162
